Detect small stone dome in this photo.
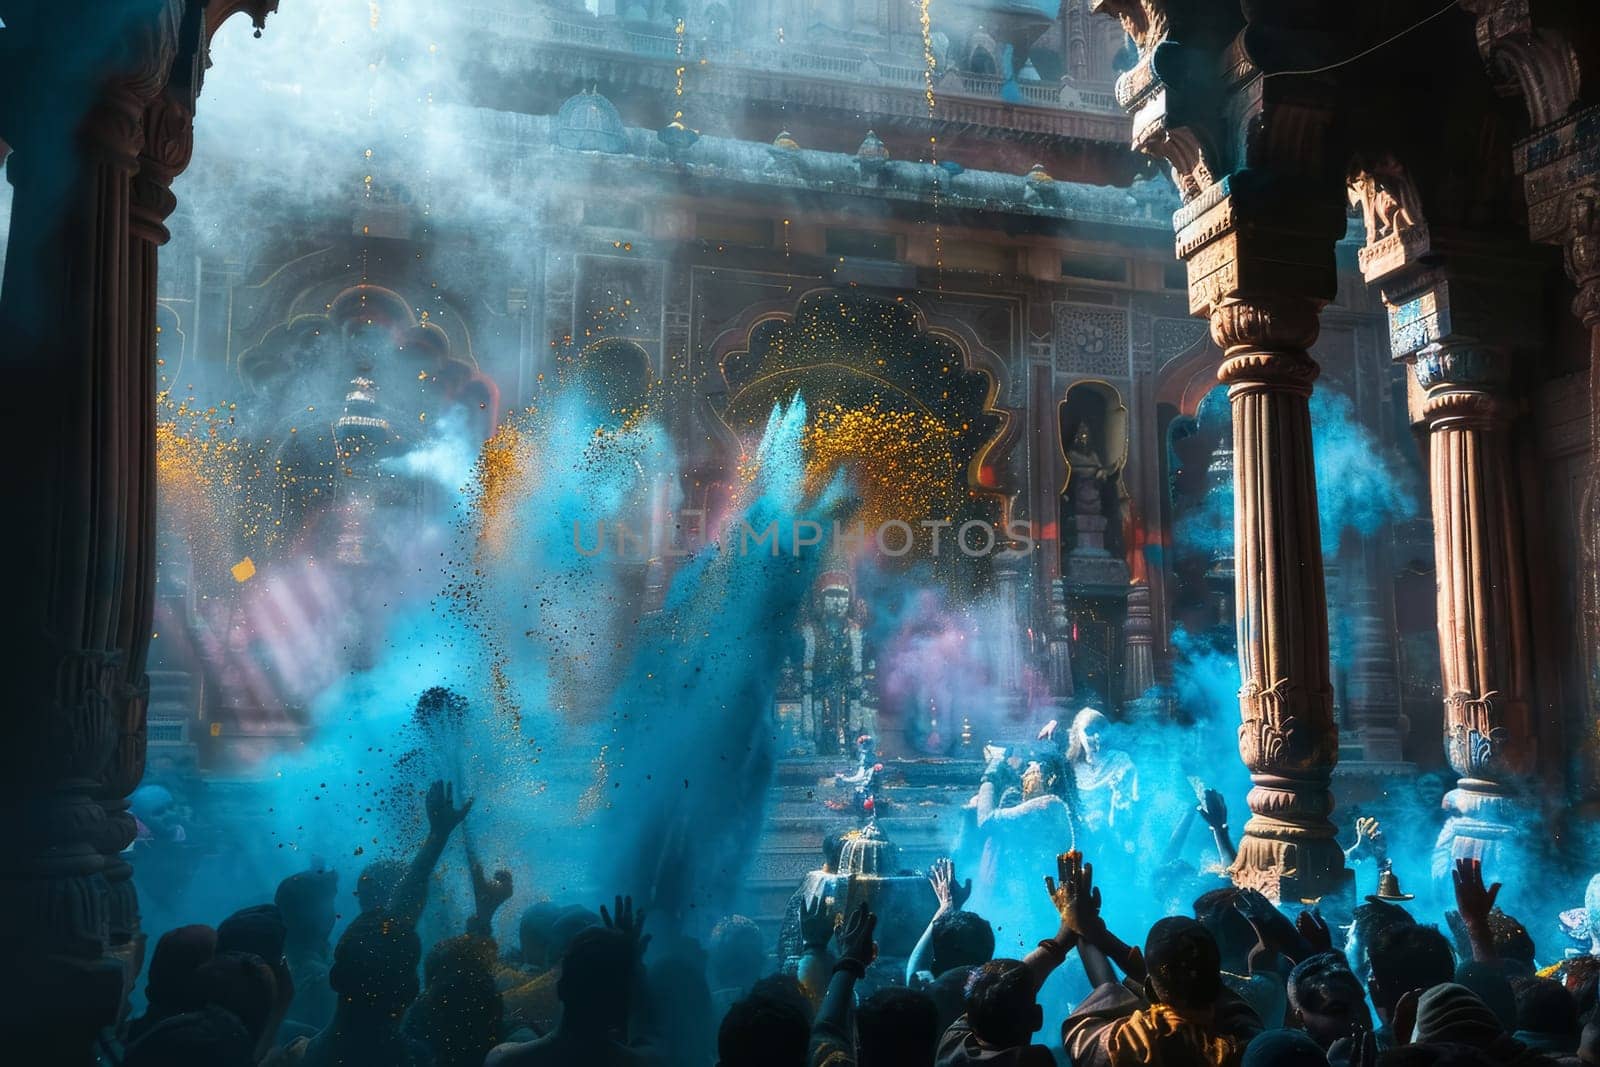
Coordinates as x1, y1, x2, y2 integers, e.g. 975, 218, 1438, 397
556, 89, 627, 154
856, 130, 889, 165
773, 129, 800, 150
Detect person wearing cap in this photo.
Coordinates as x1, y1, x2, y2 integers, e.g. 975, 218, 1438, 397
1407, 981, 1556, 1065
1366, 922, 1457, 1049
218, 903, 296, 1056
125, 923, 219, 1045
1057, 851, 1261, 1067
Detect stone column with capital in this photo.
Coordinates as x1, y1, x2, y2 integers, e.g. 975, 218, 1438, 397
1563, 192, 1600, 794
0, 2, 206, 1053
1209, 295, 1349, 902
1410, 343, 1537, 865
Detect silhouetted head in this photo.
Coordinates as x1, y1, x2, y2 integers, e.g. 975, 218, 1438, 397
422, 935, 497, 988
1513, 976, 1579, 1050
217, 905, 287, 967
1240, 1028, 1328, 1067
415, 937, 502, 1067
644, 952, 716, 1067
517, 902, 563, 968
1344, 899, 1413, 981
1288, 952, 1372, 1048
1485, 909, 1536, 978
1412, 982, 1504, 1046
930, 910, 995, 976
275, 868, 338, 946
145, 924, 218, 1015
708, 915, 765, 992
1454, 961, 1517, 1031
1376, 1045, 1498, 1066
926, 965, 979, 1034
557, 925, 636, 1031
122, 1005, 255, 1067
749, 973, 815, 1024
355, 859, 406, 913
857, 986, 940, 1067
1192, 888, 1255, 973
1367, 922, 1454, 1022
191, 951, 278, 1047
547, 905, 602, 962
716, 989, 809, 1067
328, 911, 421, 1019
1144, 916, 1223, 1010
965, 959, 1042, 1049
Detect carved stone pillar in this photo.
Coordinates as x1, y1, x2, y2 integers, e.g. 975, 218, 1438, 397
0, 2, 201, 1053
1564, 193, 1600, 795
0, 86, 151, 1055
1121, 580, 1155, 702
91, 85, 197, 993
1343, 545, 1407, 764
1409, 343, 1536, 864
1211, 297, 1348, 902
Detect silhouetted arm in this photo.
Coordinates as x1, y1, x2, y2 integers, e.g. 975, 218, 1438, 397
466, 856, 513, 939
389, 780, 471, 924
1452, 858, 1501, 964
1197, 788, 1237, 870
796, 892, 837, 1006
811, 904, 875, 1067
1076, 938, 1118, 988
1161, 803, 1199, 866
906, 858, 970, 984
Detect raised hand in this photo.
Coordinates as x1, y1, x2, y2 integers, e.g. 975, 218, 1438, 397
1235, 887, 1314, 963
799, 893, 836, 951
1037, 719, 1060, 743
601, 894, 652, 961
470, 859, 514, 917
1233, 888, 1276, 932
1349, 816, 1385, 862
1045, 849, 1101, 941
929, 857, 972, 914
837, 901, 878, 972
1296, 907, 1333, 955
1196, 787, 1228, 830
425, 780, 473, 837
1452, 857, 1501, 931
1329, 1031, 1380, 1067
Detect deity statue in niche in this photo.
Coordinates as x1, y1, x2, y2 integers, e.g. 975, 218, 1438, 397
1065, 420, 1121, 557
800, 570, 876, 756
1067, 422, 1109, 514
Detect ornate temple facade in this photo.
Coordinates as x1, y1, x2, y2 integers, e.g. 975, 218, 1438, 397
143, 0, 1428, 778
1, 0, 1597, 1054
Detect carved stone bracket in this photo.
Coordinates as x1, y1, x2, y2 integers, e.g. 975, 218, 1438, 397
1462, 0, 1585, 130
1348, 155, 1432, 285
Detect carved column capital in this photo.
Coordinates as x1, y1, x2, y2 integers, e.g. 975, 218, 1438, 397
131, 90, 195, 245
1210, 296, 1322, 354
1412, 340, 1514, 391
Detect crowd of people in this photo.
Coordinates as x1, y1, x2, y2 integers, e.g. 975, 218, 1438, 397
106, 777, 1600, 1066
